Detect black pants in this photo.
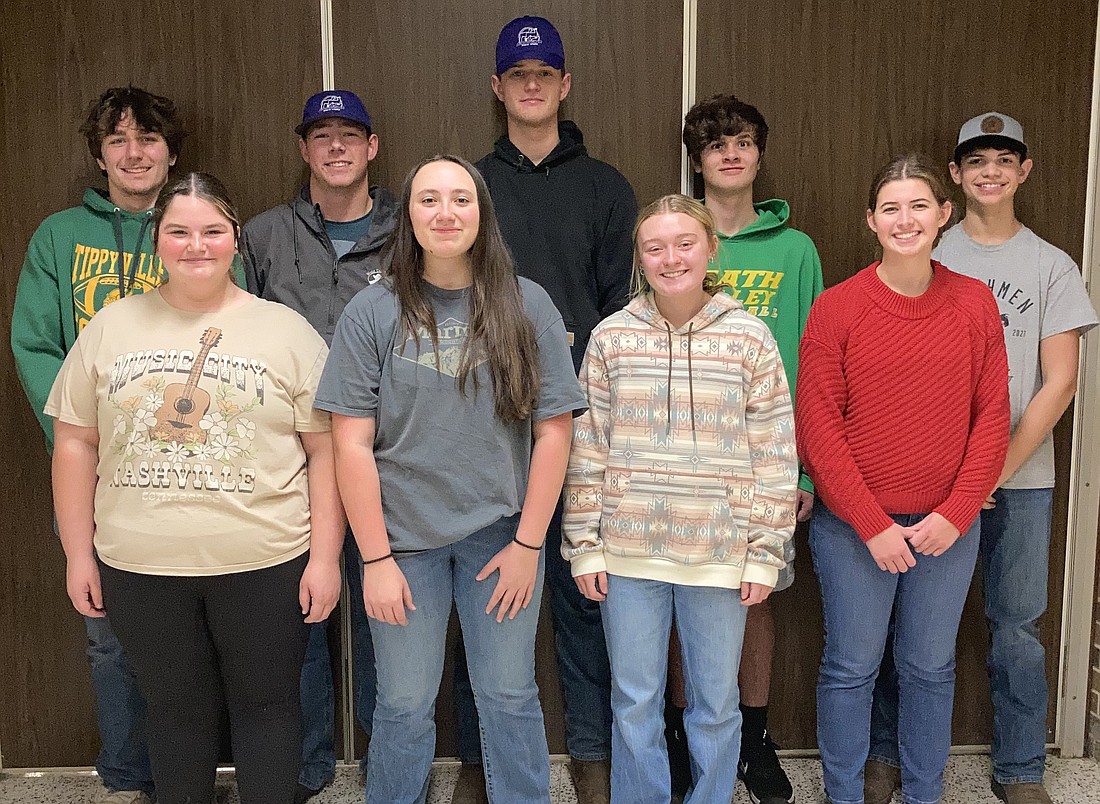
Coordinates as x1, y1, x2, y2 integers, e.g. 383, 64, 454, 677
100, 553, 310, 804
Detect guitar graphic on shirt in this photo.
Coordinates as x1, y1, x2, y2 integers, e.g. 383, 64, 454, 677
151, 328, 221, 444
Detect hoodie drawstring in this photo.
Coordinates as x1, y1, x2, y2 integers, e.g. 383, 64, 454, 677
686, 324, 696, 436
664, 322, 699, 442
112, 209, 153, 299
664, 323, 674, 433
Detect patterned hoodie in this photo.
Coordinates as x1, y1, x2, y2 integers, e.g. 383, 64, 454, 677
562, 291, 797, 589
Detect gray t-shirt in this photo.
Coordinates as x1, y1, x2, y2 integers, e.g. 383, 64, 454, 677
315, 277, 586, 551
934, 225, 1098, 489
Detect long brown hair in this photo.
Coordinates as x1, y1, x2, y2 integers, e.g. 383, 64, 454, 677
386, 154, 539, 423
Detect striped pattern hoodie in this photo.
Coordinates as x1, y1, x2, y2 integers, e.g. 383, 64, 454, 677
562, 291, 798, 589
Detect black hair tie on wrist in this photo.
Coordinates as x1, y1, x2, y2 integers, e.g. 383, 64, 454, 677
513, 536, 542, 551
363, 552, 393, 565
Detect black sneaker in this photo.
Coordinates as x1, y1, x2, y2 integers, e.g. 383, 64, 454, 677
737, 734, 794, 804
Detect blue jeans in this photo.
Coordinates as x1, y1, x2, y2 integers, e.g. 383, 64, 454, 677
812, 505, 979, 804
870, 488, 1053, 786
84, 614, 154, 794
299, 528, 377, 789
453, 504, 612, 763
600, 575, 747, 804
366, 515, 550, 804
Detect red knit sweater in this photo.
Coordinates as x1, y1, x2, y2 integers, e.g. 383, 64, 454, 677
795, 261, 1009, 541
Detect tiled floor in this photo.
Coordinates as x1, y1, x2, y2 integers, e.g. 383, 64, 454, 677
1, 755, 1098, 802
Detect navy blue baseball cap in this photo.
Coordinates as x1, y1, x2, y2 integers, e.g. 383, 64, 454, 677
495, 16, 565, 75
295, 90, 372, 135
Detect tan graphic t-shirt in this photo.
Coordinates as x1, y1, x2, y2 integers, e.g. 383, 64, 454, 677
46, 290, 330, 576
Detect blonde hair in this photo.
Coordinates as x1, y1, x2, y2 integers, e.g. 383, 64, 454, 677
630, 194, 729, 298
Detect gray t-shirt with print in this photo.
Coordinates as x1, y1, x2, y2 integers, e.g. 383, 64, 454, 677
934, 224, 1098, 489
315, 277, 586, 551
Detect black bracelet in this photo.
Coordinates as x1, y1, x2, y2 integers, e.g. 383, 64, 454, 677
363, 552, 393, 565
512, 536, 542, 551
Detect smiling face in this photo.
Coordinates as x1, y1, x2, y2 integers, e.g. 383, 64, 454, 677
409, 160, 480, 261
950, 147, 1033, 209
696, 131, 761, 195
299, 118, 378, 192
156, 194, 238, 286
96, 110, 176, 212
636, 212, 717, 302
866, 178, 952, 258
491, 59, 571, 128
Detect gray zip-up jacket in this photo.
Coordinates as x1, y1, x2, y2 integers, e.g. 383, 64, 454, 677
241, 185, 396, 344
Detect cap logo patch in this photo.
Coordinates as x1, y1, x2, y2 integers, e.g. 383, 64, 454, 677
319, 95, 345, 113
980, 115, 1005, 134
517, 26, 542, 46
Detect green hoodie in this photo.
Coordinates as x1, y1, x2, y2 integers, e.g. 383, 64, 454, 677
13, 188, 248, 452
707, 198, 823, 492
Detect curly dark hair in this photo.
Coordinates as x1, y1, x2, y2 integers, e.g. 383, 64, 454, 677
682, 94, 769, 165
80, 86, 186, 163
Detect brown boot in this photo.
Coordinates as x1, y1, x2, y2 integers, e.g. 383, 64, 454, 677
991, 780, 1054, 804
450, 762, 489, 804
863, 759, 900, 804
569, 758, 611, 804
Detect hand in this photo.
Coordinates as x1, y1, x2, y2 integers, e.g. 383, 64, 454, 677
741, 581, 773, 606
67, 554, 105, 618
796, 490, 815, 522
865, 524, 916, 574
575, 571, 608, 602
982, 493, 997, 510
903, 512, 962, 557
299, 558, 342, 623
362, 558, 415, 626
476, 541, 540, 623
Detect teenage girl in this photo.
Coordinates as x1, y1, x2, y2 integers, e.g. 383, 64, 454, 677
563, 193, 798, 804
315, 154, 585, 804
796, 153, 1010, 804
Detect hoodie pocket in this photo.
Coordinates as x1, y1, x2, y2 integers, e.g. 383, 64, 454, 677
600, 465, 742, 563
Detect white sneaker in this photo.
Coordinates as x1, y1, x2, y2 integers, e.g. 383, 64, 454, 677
93, 786, 153, 804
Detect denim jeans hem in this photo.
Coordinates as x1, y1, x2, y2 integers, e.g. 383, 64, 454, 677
568, 751, 611, 762
992, 772, 1045, 785
297, 768, 335, 791
99, 778, 156, 796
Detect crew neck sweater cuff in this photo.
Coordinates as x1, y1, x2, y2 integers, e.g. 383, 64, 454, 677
848, 504, 896, 543
935, 494, 982, 536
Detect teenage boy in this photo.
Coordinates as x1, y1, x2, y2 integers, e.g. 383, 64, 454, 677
680, 93, 823, 804
240, 89, 396, 804
864, 113, 1097, 804
12, 85, 186, 804
448, 16, 637, 804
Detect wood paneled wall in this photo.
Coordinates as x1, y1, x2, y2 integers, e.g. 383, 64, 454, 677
1, 0, 1095, 767
0, 0, 323, 768
332, 0, 683, 209
696, 0, 1097, 747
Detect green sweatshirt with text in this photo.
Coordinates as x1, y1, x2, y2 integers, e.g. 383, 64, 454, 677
12, 188, 246, 452
707, 198, 823, 492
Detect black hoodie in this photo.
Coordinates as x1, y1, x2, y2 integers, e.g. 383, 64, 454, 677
476, 121, 637, 369
240, 185, 397, 345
